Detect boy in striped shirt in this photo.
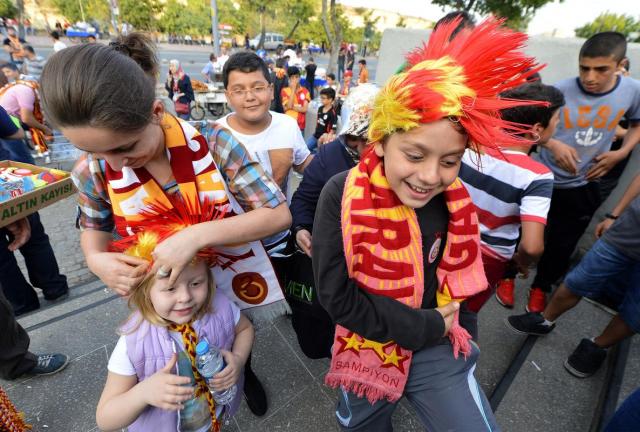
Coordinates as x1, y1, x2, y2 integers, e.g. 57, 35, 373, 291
461, 82, 565, 318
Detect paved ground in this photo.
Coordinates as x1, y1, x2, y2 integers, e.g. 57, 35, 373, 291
4, 193, 638, 431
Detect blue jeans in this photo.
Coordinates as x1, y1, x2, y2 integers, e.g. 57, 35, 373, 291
564, 239, 640, 333
0, 138, 35, 164
605, 388, 640, 431
0, 213, 68, 315
306, 135, 319, 152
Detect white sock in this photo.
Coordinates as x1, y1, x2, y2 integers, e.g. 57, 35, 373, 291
542, 318, 554, 326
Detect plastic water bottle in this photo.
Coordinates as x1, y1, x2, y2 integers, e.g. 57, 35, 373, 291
195, 340, 237, 405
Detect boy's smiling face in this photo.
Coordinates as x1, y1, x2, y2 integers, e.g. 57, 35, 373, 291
225, 69, 273, 124
579, 55, 621, 94
374, 119, 467, 209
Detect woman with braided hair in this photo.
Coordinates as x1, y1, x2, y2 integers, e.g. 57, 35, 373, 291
312, 18, 544, 431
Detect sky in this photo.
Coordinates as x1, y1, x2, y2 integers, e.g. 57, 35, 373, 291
339, 0, 640, 37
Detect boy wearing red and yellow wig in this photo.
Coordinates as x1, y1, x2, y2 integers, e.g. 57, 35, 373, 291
313, 18, 543, 431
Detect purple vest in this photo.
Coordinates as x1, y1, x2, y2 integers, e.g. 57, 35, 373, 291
123, 293, 243, 432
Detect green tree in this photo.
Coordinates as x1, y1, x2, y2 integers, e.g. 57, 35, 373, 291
430, 0, 562, 30
238, 0, 274, 48
0, 0, 17, 18
119, 0, 159, 31
575, 13, 640, 41
158, 0, 187, 34
396, 16, 407, 28
218, 0, 248, 35
321, 0, 343, 74
51, 0, 110, 24
281, 0, 315, 40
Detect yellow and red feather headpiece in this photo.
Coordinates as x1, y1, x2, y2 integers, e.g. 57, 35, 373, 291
368, 17, 545, 149
110, 196, 227, 268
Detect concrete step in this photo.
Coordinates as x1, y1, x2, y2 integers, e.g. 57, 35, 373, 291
16, 278, 114, 331
494, 298, 614, 432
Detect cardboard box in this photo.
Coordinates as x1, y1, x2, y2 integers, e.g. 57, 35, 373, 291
0, 160, 76, 228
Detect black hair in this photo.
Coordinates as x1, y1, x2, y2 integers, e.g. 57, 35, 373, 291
209, 53, 216, 61
275, 58, 286, 68
222, 51, 271, 88
308, 57, 314, 62
24, 45, 35, 55
287, 66, 300, 77
434, 11, 476, 39
500, 82, 565, 129
1, 62, 19, 72
320, 87, 336, 100
526, 71, 542, 83
50, 31, 60, 40
579, 32, 627, 63
358, 59, 366, 65
327, 73, 336, 80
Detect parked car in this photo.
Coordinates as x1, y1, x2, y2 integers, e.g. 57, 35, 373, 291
249, 32, 285, 50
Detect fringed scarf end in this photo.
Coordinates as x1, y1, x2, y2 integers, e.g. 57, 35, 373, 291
448, 320, 472, 359
325, 374, 402, 404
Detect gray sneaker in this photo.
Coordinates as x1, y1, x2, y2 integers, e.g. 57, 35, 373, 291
29, 354, 69, 376
505, 312, 555, 336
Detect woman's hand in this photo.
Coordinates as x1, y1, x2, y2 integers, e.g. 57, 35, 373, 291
86, 252, 148, 296
141, 354, 194, 411
210, 349, 245, 392
150, 226, 201, 286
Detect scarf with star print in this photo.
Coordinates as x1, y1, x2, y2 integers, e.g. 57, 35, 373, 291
326, 151, 487, 403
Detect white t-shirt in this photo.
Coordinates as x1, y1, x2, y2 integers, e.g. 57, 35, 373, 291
53, 40, 67, 52
216, 111, 310, 193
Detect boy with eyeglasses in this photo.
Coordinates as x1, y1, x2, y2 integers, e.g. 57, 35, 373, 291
216, 50, 312, 417
219, 52, 311, 197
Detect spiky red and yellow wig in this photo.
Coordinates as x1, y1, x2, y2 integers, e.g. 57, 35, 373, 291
368, 17, 544, 149
110, 196, 226, 267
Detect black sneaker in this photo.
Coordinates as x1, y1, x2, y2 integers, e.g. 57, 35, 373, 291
505, 312, 555, 336
44, 290, 69, 302
29, 354, 69, 376
564, 339, 607, 378
243, 364, 268, 416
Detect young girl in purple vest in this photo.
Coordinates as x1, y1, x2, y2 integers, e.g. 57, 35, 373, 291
96, 229, 254, 431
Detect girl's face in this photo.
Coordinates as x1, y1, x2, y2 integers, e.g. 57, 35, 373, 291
375, 119, 467, 209
60, 101, 165, 171
169, 63, 177, 74
149, 261, 210, 325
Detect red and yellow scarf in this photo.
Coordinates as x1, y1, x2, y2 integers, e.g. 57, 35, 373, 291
326, 151, 487, 403
103, 114, 285, 319
0, 386, 31, 431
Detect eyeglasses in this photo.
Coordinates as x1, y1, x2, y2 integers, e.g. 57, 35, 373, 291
228, 86, 270, 99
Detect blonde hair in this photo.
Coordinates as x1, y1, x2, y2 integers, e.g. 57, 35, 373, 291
121, 260, 216, 333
